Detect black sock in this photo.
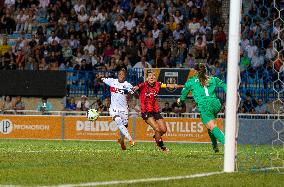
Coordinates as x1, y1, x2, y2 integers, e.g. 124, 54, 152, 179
156, 138, 164, 147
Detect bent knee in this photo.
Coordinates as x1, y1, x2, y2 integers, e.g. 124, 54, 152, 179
155, 127, 167, 134
154, 127, 162, 133
160, 128, 167, 134
206, 120, 217, 130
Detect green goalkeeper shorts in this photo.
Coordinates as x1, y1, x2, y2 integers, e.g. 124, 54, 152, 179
197, 98, 222, 125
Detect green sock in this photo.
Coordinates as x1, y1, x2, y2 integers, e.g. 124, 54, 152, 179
208, 129, 217, 146
212, 127, 225, 145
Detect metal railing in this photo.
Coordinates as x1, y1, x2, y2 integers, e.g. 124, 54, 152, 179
0, 110, 283, 119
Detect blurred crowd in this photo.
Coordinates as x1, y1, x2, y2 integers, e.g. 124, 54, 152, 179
0, 0, 283, 114
0, 0, 226, 72
239, 0, 284, 112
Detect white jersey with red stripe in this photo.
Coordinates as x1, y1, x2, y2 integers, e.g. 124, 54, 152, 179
102, 78, 133, 112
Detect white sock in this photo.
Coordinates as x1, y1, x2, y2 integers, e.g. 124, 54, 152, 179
115, 117, 132, 141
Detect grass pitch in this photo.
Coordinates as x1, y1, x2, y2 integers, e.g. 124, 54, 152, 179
0, 140, 282, 186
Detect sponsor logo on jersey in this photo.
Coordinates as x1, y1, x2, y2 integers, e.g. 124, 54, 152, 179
145, 91, 158, 97
110, 86, 127, 94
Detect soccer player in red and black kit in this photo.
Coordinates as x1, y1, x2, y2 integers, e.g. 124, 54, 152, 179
133, 70, 181, 152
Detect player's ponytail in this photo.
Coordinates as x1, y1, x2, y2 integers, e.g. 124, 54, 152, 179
195, 63, 208, 86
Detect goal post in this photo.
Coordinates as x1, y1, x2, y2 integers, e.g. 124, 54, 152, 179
224, 0, 242, 172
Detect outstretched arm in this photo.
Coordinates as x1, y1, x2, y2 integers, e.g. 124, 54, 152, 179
215, 77, 227, 92
160, 83, 184, 89
132, 82, 145, 93
132, 85, 140, 92
178, 81, 192, 104
100, 77, 113, 86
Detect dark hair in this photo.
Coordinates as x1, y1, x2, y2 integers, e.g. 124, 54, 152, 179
4, 96, 11, 101
118, 68, 127, 74
195, 64, 208, 86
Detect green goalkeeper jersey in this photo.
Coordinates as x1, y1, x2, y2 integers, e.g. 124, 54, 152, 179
179, 76, 227, 104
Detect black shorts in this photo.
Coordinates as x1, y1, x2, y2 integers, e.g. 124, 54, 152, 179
141, 112, 163, 121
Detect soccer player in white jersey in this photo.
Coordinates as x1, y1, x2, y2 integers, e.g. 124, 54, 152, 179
100, 68, 135, 150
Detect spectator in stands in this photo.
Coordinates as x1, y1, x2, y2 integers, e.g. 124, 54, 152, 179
84, 39, 95, 55
125, 15, 136, 31
240, 50, 251, 72
153, 48, 164, 68
250, 50, 264, 69
62, 40, 73, 63
78, 8, 89, 30
47, 31, 60, 44
95, 99, 105, 113
12, 96, 25, 110
187, 17, 200, 36
0, 37, 11, 57
137, 41, 148, 59
133, 56, 152, 68
114, 15, 125, 33
36, 97, 53, 113
134, 0, 147, 18
125, 40, 139, 67
161, 102, 172, 114
0, 9, 16, 34
102, 97, 110, 112
4, 0, 15, 10
187, 53, 196, 68
129, 98, 140, 117
172, 100, 186, 114
255, 99, 269, 114
173, 23, 184, 41
76, 95, 90, 111
194, 35, 206, 59
0, 96, 13, 112
65, 97, 77, 111
214, 26, 226, 51
241, 97, 256, 113
15, 9, 26, 32
188, 102, 199, 113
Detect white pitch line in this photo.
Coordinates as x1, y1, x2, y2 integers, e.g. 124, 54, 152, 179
47, 171, 224, 187
0, 149, 212, 154
2, 168, 283, 187
251, 166, 284, 171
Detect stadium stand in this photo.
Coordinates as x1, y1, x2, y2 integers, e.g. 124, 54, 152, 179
0, 0, 283, 113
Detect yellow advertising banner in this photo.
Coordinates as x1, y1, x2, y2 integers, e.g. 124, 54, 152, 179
132, 117, 224, 142
64, 116, 125, 140
0, 115, 62, 139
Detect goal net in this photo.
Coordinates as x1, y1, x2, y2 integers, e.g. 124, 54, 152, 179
225, 0, 284, 172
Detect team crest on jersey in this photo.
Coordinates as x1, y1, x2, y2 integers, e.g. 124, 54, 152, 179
164, 72, 178, 92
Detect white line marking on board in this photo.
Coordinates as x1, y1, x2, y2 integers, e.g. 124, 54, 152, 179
46, 171, 224, 187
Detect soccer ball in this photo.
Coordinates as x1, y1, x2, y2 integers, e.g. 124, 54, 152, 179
87, 109, 100, 121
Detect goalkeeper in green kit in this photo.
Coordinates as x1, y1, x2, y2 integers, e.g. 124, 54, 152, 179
177, 64, 226, 152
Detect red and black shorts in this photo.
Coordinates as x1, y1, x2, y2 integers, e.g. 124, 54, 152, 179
141, 112, 163, 121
